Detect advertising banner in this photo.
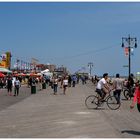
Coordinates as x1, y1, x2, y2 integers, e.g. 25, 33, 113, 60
0, 52, 11, 69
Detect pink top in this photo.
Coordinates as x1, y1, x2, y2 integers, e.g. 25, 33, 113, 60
133, 87, 140, 104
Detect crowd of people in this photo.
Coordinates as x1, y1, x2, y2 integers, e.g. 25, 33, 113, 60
1, 71, 140, 112
50, 74, 88, 95
0, 76, 21, 96
0, 74, 44, 96
0, 73, 89, 97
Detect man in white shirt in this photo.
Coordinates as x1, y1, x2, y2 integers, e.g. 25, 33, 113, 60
96, 73, 110, 101
14, 77, 21, 96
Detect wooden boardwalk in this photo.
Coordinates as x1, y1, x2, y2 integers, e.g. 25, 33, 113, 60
0, 82, 140, 138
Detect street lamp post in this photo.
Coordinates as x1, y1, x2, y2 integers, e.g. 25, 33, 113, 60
88, 62, 93, 76
16, 59, 20, 72
121, 35, 137, 76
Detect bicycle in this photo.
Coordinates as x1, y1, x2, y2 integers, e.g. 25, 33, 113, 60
85, 90, 121, 110
123, 86, 135, 100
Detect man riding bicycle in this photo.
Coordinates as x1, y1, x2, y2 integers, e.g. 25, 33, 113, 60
96, 73, 110, 102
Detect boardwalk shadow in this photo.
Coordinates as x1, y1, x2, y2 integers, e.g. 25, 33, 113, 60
121, 130, 140, 135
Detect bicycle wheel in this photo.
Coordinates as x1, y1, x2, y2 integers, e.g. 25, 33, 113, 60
107, 96, 121, 110
123, 89, 130, 100
85, 95, 98, 109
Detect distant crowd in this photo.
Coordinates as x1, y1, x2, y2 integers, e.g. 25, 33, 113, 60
0, 73, 89, 96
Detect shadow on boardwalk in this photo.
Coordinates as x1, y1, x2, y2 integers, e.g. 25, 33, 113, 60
121, 130, 140, 136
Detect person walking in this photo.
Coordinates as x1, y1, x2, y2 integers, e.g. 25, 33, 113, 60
7, 76, 13, 96
39, 76, 43, 90
130, 81, 140, 112
128, 73, 135, 97
112, 74, 123, 104
72, 75, 77, 87
28, 77, 32, 88
53, 76, 58, 95
68, 75, 72, 87
14, 77, 20, 96
63, 76, 68, 95
81, 75, 85, 85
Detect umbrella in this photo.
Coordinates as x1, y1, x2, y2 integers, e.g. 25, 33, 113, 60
18, 73, 26, 76
0, 67, 12, 73
0, 72, 5, 78
30, 73, 37, 76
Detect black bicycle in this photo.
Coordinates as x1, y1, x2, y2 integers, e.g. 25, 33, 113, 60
85, 90, 121, 110
123, 87, 135, 100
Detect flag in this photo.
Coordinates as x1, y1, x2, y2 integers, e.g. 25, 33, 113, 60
124, 47, 129, 56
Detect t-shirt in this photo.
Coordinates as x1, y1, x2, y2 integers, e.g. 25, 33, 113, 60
54, 79, 58, 85
72, 76, 77, 81
113, 78, 123, 90
7, 79, 12, 87
63, 79, 68, 85
14, 80, 20, 86
96, 78, 106, 89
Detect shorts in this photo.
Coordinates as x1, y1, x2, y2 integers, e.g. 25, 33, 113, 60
7, 86, 12, 92
63, 85, 68, 89
96, 89, 105, 98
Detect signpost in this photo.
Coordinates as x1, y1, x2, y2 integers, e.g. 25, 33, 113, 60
123, 65, 129, 67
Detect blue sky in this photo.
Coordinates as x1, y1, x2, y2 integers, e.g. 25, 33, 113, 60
0, 2, 140, 76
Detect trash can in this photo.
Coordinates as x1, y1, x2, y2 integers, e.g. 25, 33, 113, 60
42, 83, 46, 89
31, 85, 36, 94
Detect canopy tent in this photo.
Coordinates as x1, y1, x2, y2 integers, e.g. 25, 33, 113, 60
0, 67, 12, 73
40, 69, 53, 79
43, 72, 53, 79
41, 69, 49, 74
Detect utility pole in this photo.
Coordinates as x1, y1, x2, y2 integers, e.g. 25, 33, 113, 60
88, 62, 93, 76
122, 35, 137, 76
16, 59, 20, 72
